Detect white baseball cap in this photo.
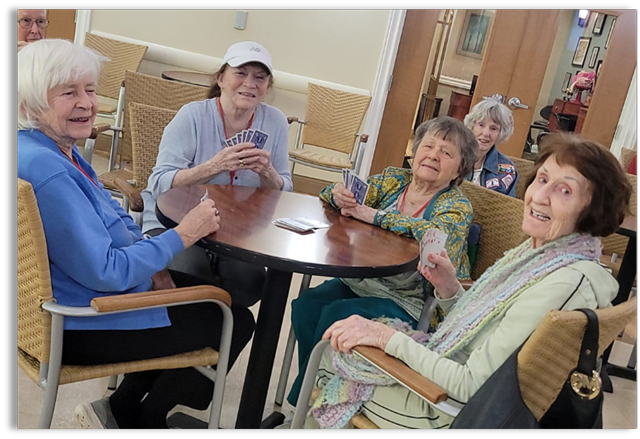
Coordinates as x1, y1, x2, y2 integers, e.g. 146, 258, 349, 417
222, 41, 273, 74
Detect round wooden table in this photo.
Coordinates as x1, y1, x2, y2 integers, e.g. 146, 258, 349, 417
161, 70, 214, 88
156, 184, 420, 428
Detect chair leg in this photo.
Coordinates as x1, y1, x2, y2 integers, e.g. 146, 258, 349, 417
107, 375, 119, 392
291, 340, 330, 429
39, 313, 65, 428
274, 274, 312, 406
207, 301, 234, 429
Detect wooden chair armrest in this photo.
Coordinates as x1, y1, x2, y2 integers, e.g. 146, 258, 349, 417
90, 123, 112, 139
91, 285, 232, 313
460, 279, 474, 290
353, 345, 448, 404
113, 177, 144, 212
287, 116, 305, 125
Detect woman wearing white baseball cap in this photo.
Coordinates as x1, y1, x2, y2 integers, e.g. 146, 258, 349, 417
141, 41, 291, 309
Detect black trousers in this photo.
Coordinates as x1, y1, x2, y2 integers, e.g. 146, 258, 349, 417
146, 228, 266, 308
62, 270, 256, 428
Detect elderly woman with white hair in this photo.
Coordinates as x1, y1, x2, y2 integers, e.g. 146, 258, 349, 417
17, 39, 255, 429
463, 99, 517, 197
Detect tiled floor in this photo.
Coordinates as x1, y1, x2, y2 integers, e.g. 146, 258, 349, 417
16, 152, 637, 429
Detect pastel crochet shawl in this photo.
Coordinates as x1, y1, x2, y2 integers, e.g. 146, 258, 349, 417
310, 233, 602, 428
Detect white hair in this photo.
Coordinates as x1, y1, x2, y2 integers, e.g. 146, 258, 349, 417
18, 39, 108, 130
463, 98, 515, 146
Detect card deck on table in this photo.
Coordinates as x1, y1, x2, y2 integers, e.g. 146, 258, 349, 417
419, 228, 448, 269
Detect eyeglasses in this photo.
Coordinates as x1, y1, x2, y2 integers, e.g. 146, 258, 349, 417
18, 18, 49, 29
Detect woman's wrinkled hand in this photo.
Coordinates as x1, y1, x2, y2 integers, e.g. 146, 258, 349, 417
418, 248, 460, 299
332, 183, 357, 209
204, 143, 259, 174
174, 199, 221, 248
151, 268, 176, 291
322, 315, 397, 354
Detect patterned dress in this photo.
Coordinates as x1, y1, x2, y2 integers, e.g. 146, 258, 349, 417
320, 166, 472, 321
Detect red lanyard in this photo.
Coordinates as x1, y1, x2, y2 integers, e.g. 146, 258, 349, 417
398, 186, 432, 218
60, 148, 99, 188
217, 99, 255, 185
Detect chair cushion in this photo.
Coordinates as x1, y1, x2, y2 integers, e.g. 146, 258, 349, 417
18, 347, 218, 386
289, 149, 352, 170
99, 169, 133, 190
98, 102, 118, 114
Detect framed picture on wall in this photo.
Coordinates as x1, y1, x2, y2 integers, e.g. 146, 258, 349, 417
606, 17, 616, 49
572, 37, 591, 67
456, 10, 495, 59
592, 13, 607, 35
588, 46, 600, 69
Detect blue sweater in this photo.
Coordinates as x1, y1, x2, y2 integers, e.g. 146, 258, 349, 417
18, 130, 184, 330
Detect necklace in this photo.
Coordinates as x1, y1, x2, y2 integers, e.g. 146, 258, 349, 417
398, 186, 432, 218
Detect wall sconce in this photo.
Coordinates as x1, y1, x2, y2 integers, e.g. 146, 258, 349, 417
578, 10, 589, 27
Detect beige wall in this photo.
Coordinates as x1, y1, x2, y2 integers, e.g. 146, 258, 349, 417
90, 9, 389, 91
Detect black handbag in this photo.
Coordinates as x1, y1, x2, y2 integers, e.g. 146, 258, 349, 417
450, 308, 603, 429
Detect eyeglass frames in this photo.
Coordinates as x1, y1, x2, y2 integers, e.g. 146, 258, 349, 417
18, 18, 49, 29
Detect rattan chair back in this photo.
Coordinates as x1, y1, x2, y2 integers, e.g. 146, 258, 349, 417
119, 71, 209, 163
84, 33, 148, 101
17, 179, 53, 364
600, 173, 636, 257
129, 103, 178, 187
302, 83, 371, 155
507, 156, 536, 200
518, 298, 637, 421
459, 181, 527, 278
620, 147, 636, 172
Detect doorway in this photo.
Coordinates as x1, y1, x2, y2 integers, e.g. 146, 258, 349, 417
370, 9, 636, 175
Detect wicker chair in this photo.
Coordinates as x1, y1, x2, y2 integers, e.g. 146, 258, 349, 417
110, 103, 178, 214
98, 71, 209, 207
291, 298, 637, 428
459, 181, 527, 279
620, 147, 636, 172
17, 178, 233, 429
288, 83, 371, 175
82, 33, 148, 169
600, 173, 637, 277
507, 155, 536, 200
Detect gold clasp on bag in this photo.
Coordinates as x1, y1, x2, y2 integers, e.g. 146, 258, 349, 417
569, 370, 602, 400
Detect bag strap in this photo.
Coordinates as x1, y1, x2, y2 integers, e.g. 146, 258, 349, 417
574, 308, 599, 375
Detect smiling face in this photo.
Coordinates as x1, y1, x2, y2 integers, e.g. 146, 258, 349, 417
217, 63, 270, 111
412, 133, 462, 190
37, 75, 98, 150
18, 9, 47, 43
523, 156, 592, 248
471, 116, 501, 159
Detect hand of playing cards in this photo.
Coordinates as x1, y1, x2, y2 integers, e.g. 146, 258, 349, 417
342, 169, 369, 205
224, 129, 269, 149
420, 228, 448, 269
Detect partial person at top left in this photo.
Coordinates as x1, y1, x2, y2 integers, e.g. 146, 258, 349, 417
18, 9, 48, 52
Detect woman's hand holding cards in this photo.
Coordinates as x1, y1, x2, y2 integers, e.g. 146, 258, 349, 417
419, 248, 460, 299
332, 182, 358, 209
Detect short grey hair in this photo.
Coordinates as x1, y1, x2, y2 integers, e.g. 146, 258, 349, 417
18, 39, 108, 130
463, 98, 514, 146
412, 116, 478, 186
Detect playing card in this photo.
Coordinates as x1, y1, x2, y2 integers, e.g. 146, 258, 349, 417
242, 130, 249, 143
225, 138, 234, 147
200, 188, 209, 202
420, 228, 448, 269
350, 174, 369, 205
230, 135, 239, 146
251, 129, 269, 149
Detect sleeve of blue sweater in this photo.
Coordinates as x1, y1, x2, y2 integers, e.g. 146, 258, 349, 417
34, 171, 184, 293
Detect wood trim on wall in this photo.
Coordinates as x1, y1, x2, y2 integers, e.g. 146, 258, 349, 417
370, 10, 440, 175
581, 9, 637, 149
